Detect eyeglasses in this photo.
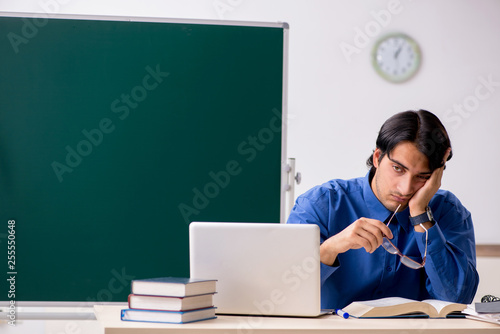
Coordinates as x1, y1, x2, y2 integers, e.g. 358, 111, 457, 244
382, 204, 427, 269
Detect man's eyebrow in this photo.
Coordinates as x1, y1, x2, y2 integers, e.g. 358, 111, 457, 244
388, 157, 432, 175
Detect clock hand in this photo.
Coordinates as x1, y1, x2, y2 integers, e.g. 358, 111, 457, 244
394, 46, 402, 59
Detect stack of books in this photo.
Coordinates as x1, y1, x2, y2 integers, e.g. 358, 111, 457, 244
121, 277, 217, 324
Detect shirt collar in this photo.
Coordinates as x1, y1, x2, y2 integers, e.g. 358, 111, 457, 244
362, 171, 411, 233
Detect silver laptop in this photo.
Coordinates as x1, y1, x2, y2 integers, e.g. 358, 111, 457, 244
189, 222, 324, 317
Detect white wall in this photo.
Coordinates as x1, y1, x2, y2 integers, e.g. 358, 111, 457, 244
2, 0, 500, 244
476, 257, 500, 302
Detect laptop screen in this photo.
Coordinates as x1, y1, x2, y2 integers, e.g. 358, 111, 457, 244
189, 222, 322, 317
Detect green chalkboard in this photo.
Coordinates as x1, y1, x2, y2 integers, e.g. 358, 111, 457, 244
0, 13, 286, 302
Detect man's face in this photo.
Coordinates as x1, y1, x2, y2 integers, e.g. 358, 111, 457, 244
371, 141, 432, 212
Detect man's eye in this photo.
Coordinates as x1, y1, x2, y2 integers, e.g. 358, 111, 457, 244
393, 165, 402, 172
418, 175, 431, 180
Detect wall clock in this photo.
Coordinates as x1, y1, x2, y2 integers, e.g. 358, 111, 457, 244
372, 33, 422, 83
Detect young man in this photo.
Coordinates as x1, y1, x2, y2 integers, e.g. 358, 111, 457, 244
287, 110, 478, 309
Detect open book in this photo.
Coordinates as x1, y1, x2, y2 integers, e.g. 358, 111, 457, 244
343, 297, 467, 318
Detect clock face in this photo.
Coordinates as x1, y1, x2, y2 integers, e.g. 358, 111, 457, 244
372, 33, 421, 83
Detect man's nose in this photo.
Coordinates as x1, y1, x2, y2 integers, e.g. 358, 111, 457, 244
397, 174, 415, 196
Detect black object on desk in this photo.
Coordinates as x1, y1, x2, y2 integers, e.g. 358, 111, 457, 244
475, 295, 500, 313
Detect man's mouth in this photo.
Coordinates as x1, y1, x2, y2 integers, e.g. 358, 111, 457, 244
392, 194, 410, 203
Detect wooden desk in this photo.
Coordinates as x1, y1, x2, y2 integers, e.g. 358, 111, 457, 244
94, 305, 500, 334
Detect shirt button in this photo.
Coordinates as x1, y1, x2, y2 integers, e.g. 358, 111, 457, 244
386, 266, 392, 272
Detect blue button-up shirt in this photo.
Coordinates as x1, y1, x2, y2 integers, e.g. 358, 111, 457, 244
287, 172, 478, 309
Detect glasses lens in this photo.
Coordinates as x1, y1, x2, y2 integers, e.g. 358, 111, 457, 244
382, 238, 425, 269
382, 238, 399, 254
381, 206, 427, 270
400, 256, 424, 269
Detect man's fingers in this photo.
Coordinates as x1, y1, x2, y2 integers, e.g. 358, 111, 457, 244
355, 229, 380, 253
351, 218, 392, 253
327, 217, 394, 257
359, 218, 393, 239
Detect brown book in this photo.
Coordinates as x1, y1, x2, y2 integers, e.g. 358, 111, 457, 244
343, 297, 467, 318
128, 293, 214, 312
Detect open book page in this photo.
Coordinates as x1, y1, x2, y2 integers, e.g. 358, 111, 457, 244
343, 297, 465, 318
343, 297, 430, 318
358, 297, 419, 308
422, 299, 466, 316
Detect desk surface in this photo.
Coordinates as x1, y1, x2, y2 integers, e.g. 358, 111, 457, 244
95, 305, 500, 334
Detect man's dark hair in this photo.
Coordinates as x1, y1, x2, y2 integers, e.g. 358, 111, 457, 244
367, 110, 452, 175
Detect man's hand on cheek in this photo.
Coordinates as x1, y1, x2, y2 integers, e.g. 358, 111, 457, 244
409, 149, 451, 229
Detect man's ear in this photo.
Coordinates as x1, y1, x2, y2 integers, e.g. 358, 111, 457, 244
373, 148, 381, 168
